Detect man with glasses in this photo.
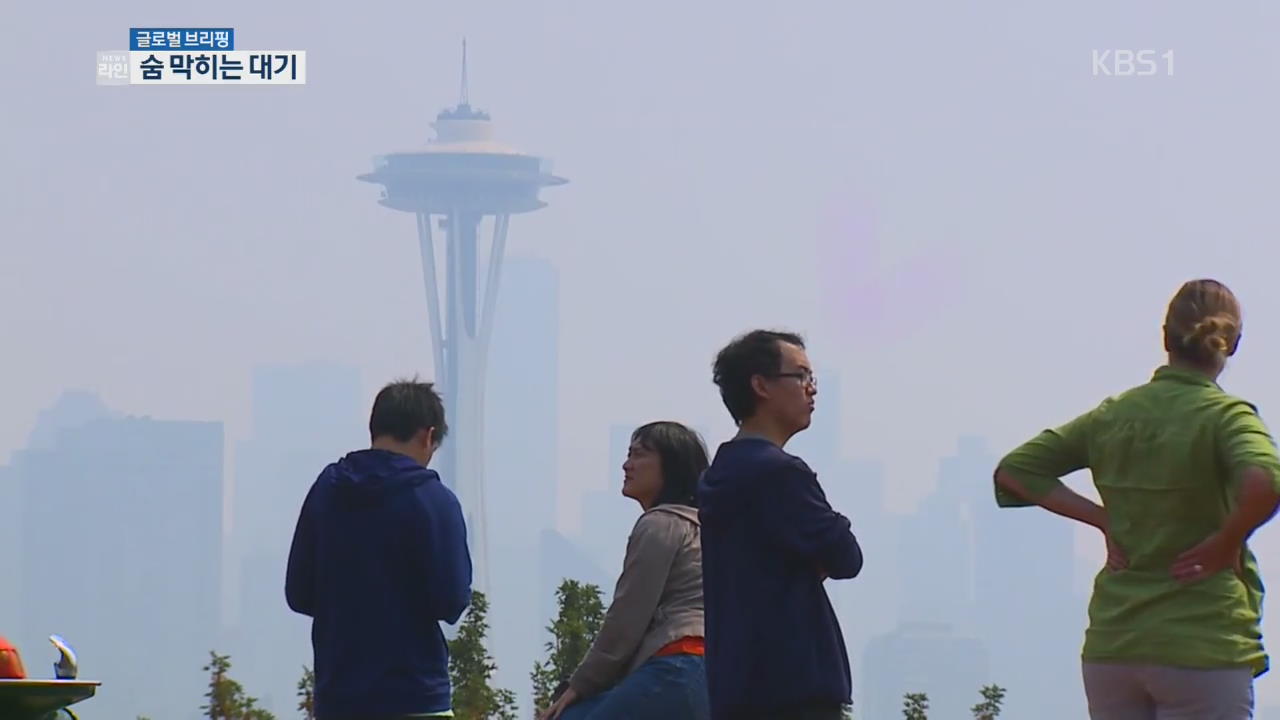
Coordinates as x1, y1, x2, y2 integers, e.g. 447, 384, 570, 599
697, 330, 864, 720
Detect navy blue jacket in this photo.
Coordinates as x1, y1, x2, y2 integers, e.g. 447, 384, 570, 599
286, 449, 471, 719
697, 437, 863, 718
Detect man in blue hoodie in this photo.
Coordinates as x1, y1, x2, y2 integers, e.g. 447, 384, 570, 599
286, 379, 472, 719
697, 330, 864, 720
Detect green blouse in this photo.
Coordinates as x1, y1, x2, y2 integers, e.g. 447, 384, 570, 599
997, 366, 1280, 675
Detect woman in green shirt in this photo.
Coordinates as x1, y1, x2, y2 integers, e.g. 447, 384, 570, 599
995, 279, 1280, 719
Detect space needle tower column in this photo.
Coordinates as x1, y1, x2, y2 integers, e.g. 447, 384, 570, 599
358, 43, 567, 592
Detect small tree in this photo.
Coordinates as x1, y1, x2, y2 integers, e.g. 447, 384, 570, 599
903, 692, 929, 720
531, 579, 606, 714
448, 591, 517, 720
203, 652, 238, 719
297, 666, 315, 720
202, 651, 276, 720
971, 684, 1006, 719
241, 699, 275, 720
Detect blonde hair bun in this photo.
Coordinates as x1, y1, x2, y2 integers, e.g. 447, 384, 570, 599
1182, 313, 1237, 359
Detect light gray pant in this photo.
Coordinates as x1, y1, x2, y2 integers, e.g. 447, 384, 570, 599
1083, 662, 1254, 719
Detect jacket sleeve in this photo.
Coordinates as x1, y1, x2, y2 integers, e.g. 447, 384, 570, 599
568, 512, 682, 697
419, 485, 473, 625
756, 460, 863, 579
285, 483, 318, 617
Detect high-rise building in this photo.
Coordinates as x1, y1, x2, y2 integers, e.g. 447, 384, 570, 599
23, 390, 113, 451
0, 465, 18, 629
4, 390, 114, 669
232, 364, 363, 560
824, 457, 892, 698
971, 437, 1084, 719
230, 364, 362, 714
884, 434, 1085, 719
894, 438, 983, 630
862, 622, 990, 719
17, 413, 222, 720
484, 257, 561, 712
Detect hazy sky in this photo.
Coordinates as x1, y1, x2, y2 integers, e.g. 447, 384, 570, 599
7, 0, 1280, 709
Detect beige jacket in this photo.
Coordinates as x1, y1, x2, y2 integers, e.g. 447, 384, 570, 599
568, 504, 704, 697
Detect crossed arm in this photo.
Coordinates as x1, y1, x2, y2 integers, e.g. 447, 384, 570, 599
757, 460, 863, 580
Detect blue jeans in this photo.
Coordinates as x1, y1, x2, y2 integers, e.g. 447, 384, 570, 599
560, 654, 709, 720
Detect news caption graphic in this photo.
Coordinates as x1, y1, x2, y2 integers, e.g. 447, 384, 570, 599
97, 28, 306, 85
130, 28, 235, 51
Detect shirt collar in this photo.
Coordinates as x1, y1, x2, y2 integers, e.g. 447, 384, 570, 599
1151, 364, 1220, 389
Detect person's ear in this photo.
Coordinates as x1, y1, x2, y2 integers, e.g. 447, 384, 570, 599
750, 374, 770, 401
414, 426, 436, 451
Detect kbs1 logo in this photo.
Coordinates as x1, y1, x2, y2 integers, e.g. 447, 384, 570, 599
1092, 49, 1174, 77
97, 28, 307, 85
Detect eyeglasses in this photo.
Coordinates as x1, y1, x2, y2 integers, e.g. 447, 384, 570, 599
771, 370, 817, 389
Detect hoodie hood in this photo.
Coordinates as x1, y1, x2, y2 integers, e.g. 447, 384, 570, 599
322, 449, 437, 506
649, 503, 700, 526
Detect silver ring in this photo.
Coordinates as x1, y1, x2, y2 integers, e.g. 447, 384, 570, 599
1194, 564, 1204, 573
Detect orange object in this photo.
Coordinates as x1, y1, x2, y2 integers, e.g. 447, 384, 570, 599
0, 635, 26, 679
654, 636, 704, 657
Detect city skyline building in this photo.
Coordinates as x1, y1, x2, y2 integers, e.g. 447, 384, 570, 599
484, 256, 562, 710
16, 411, 223, 720
229, 363, 363, 715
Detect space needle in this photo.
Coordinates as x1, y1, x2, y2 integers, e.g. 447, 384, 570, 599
358, 42, 567, 592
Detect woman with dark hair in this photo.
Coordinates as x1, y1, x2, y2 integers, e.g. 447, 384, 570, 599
994, 279, 1280, 718
538, 421, 710, 720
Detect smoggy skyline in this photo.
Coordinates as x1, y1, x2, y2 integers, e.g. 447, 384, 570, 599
7, 0, 1280, 715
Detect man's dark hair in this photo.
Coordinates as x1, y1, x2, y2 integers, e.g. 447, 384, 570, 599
368, 378, 449, 444
632, 421, 710, 508
712, 330, 806, 424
